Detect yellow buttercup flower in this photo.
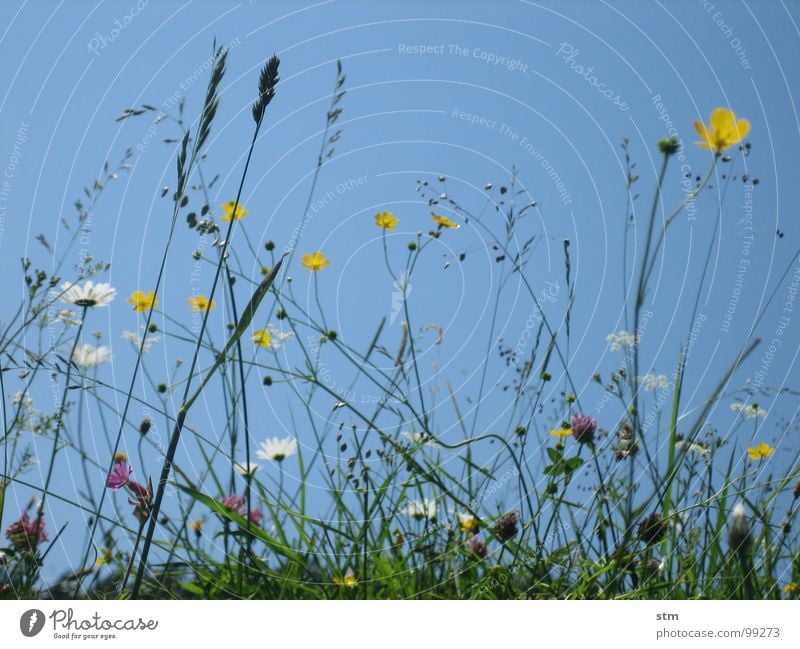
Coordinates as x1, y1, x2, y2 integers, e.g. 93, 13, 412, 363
252, 329, 272, 348
458, 513, 479, 534
301, 251, 330, 271
694, 108, 750, 153
432, 212, 460, 229
187, 295, 216, 312
784, 583, 798, 593
375, 211, 399, 231
221, 200, 249, 222
127, 290, 158, 313
549, 428, 573, 438
332, 569, 357, 588
747, 442, 775, 461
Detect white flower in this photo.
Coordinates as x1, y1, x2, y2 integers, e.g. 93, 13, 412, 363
234, 461, 260, 477
60, 281, 116, 308
637, 374, 669, 391
402, 498, 437, 521
57, 309, 82, 327
255, 436, 298, 462
675, 440, 709, 458
121, 330, 160, 353
401, 431, 438, 447
12, 391, 33, 409
606, 330, 638, 351
267, 324, 295, 350
730, 402, 768, 419
72, 344, 112, 368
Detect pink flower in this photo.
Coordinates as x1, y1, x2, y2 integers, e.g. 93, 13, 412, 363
570, 413, 597, 445
6, 513, 48, 550
466, 535, 487, 558
106, 460, 132, 491
219, 494, 262, 525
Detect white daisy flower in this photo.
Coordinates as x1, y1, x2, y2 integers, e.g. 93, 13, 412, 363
402, 498, 437, 521
60, 281, 116, 308
606, 330, 638, 351
121, 330, 160, 353
730, 402, 768, 419
234, 461, 260, 477
57, 309, 82, 327
637, 374, 669, 391
72, 344, 112, 368
255, 436, 298, 462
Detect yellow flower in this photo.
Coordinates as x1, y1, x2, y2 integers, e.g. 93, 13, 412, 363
332, 569, 357, 588
747, 442, 775, 460
127, 290, 158, 313
190, 518, 203, 535
458, 513, 479, 534
188, 295, 216, 312
784, 583, 798, 593
694, 108, 750, 153
375, 211, 399, 231
221, 200, 249, 222
252, 329, 272, 348
432, 212, 460, 229
549, 428, 573, 438
301, 251, 330, 271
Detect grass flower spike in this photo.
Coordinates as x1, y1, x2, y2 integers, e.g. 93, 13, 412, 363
375, 211, 399, 230
694, 108, 750, 152
301, 251, 330, 271
221, 200, 248, 222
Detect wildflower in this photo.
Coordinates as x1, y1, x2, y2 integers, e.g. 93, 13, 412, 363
219, 493, 262, 524
637, 374, 669, 391
112, 452, 128, 463
728, 503, 751, 555
747, 442, 775, 461
784, 583, 798, 593
252, 325, 294, 350
121, 329, 159, 353
458, 513, 479, 535
731, 402, 768, 419
658, 136, 680, 155
190, 518, 203, 537
675, 440, 709, 458
106, 460, 132, 491
301, 251, 330, 271
127, 478, 154, 523
127, 290, 158, 312
466, 535, 487, 558
57, 309, 81, 327
256, 436, 298, 462
570, 414, 597, 445
374, 211, 399, 231
493, 512, 519, 542
332, 569, 358, 588
432, 212, 459, 229
606, 331, 638, 351
221, 200, 248, 222
12, 391, 33, 409
403, 498, 437, 521
234, 461, 260, 477
549, 427, 572, 439
401, 431, 438, 447
694, 108, 750, 153
60, 281, 116, 308
6, 513, 48, 550
72, 344, 112, 368
187, 295, 216, 311
637, 513, 667, 546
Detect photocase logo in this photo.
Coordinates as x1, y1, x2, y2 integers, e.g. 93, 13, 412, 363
20, 609, 45, 637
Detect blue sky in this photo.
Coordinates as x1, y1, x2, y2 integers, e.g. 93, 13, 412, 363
1, 0, 799, 582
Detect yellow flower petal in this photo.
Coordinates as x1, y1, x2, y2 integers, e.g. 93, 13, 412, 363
549, 428, 573, 438
694, 108, 750, 152
221, 201, 248, 222
375, 211, 399, 231
127, 290, 158, 313
188, 295, 216, 311
710, 108, 735, 136
432, 212, 459, 229
253, 329, 272, 348
301, 251, 330, 271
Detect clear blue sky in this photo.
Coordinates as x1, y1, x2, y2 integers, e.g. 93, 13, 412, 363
1, 0, 799, 583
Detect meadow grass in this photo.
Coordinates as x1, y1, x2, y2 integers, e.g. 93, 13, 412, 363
1, 43, 798, 600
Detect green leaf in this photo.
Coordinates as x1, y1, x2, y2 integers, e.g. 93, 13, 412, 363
546, 447, 561, 463
565, 457, 585, 472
